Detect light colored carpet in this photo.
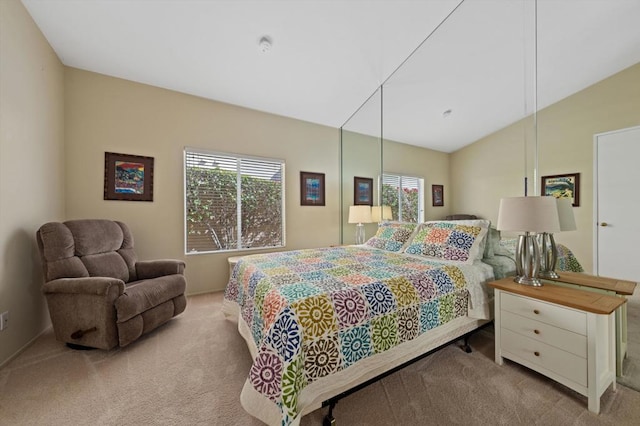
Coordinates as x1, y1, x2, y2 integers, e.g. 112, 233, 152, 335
1, 292, 639, 426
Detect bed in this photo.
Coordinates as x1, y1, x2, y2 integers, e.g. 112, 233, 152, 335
223, 220, 494, 425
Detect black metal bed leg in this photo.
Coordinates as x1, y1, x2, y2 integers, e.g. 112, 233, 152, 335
462, 333, 472, 353
323, 401, 336, 426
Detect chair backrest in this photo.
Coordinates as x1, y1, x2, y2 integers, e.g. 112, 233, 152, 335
37, 219, 138, 283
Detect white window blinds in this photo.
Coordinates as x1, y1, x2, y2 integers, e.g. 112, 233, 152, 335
184, 149, 285, 253
382, 173, 424, 223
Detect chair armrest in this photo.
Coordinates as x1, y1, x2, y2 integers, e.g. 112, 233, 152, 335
136, 259, 186, 279
43, 277, 125, 297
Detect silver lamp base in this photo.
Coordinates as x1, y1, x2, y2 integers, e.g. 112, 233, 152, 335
513, 233, 543, 286
538, 232, 559, 279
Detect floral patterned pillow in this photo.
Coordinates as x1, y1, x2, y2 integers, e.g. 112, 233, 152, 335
364, 222, 418, 252
404, 222, 488, 264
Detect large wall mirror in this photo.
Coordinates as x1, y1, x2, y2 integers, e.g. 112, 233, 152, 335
340, 87, 382, 245
340, 0, 640, 389
340, 0, 537, 243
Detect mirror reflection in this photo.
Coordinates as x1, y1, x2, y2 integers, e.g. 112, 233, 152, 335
340, 0, 640, 389
340, 87, 382, 245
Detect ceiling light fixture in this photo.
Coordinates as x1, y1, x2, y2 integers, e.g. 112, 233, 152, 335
258, 36, 272, 53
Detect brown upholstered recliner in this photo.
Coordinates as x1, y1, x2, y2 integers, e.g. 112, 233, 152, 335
36, 219, 187, 349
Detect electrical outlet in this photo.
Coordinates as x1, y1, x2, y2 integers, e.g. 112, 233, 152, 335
0, 311, 8, 331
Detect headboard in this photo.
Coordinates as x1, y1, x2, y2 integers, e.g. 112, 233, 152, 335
444, 214, 478, 220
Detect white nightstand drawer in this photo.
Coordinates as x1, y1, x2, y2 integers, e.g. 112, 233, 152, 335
502, 328, 587, 387
501, 310, 587, 358
501, 292, 586, 335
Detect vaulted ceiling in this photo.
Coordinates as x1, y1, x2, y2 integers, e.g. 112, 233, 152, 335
22, 0, 640, 152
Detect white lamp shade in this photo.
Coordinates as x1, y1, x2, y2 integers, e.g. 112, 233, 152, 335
556, 198, 577, 231
497, 196, 560, 233
371, 205, 393, 222
348, 205, 372, 224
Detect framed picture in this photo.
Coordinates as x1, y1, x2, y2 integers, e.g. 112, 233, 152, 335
300, 171, 325, 206
104, 152, 154, 202
354, 176, 373, 206
432, 184, 444, 207
541, 173, 580, 206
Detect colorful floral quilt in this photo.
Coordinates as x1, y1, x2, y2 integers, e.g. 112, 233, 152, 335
223, 246, 475, 425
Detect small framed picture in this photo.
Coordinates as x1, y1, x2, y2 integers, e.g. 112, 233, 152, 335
541, 173, 580, 207
432, 184, 444, 207
104, 152, 154, 201
354, 176, 373, 206
300, 171, 325, 206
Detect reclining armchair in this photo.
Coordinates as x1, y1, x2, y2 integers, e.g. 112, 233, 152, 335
36, 219, 187, 349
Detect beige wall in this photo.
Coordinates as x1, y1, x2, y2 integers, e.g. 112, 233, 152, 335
64, 68, 340, 295
451, 62, 640, 273
0, 0, 65, 366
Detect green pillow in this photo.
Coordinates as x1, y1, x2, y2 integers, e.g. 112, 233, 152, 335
483, 227, 501, 259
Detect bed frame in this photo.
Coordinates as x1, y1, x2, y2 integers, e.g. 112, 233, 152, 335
321, 319, 492, 425
225, 298, 493, 426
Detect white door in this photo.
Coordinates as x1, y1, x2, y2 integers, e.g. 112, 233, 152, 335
594, 126, 640, 282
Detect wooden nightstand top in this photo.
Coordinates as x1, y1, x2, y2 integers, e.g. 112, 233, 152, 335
489, 277, 626, 315
545, 272, 636, 296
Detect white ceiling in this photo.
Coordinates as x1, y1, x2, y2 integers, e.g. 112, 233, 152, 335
22, 0, 640, 153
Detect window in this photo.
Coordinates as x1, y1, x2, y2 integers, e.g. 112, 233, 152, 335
184, 148, 285, 253
381, 174, 424, 223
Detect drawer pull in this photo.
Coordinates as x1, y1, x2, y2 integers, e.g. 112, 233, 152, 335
534, 329, 540, 335
534, 351, 540, 357
533, 309, 540, 315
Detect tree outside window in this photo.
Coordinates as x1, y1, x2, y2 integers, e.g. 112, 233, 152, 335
185, 150, 285, 253
381, 174, 424, 223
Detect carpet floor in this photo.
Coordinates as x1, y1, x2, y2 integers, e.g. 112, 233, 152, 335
1, 291, 639, 426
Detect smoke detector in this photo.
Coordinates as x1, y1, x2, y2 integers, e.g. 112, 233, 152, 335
259, 36, 272, 53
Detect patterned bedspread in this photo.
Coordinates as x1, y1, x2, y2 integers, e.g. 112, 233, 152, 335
223, 246, 489, 425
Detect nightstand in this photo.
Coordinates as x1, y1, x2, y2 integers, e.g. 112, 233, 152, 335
545, 272, 637, 376
489, 278, 625, 414
228, 256, 244, 278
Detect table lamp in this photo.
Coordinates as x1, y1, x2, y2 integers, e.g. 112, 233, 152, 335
538, 197, 577, 279
497, 196, 560, 286
371, 205, 392, 223
348, 205, 372, 244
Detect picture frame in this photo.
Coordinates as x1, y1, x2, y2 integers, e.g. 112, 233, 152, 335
432, 184, 444, 207
104, 152, 154, 202
300, 171, 325, 206
354, 176, 373, 206
541, 173, 580, 207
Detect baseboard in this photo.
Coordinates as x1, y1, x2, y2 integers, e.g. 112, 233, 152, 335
0, 325, 52, 370
186, 289, 223, 297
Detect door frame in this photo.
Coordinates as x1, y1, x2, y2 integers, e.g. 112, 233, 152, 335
592, 125, 640, 276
